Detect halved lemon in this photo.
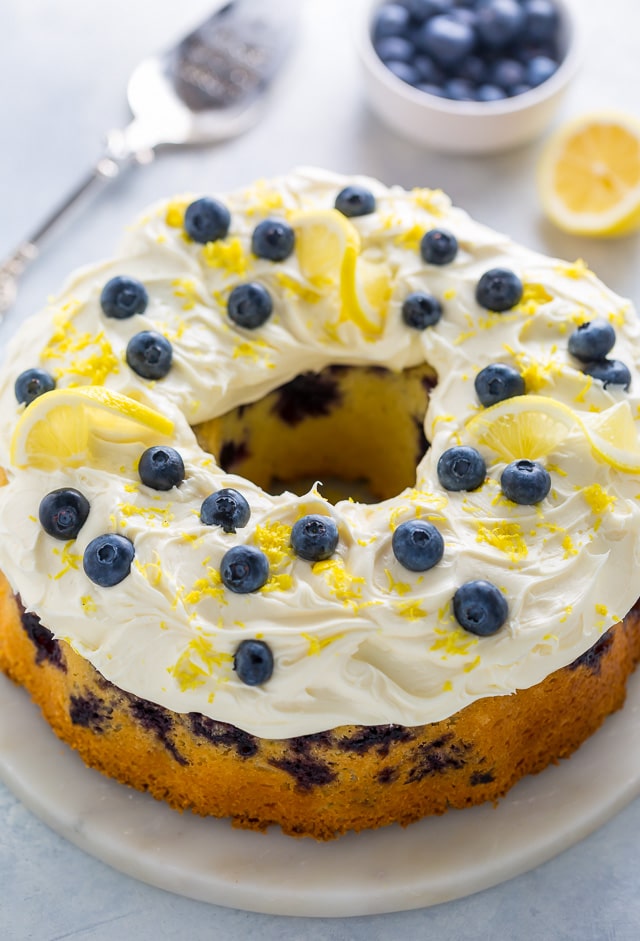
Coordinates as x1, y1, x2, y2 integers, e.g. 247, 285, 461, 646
538, 112, 640, 237
10, 386, 174, 470
292, 209, 389, 339
466, 395, 585, 462
583, 400, 640, 472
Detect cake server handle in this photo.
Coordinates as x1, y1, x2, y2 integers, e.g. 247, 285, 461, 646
0, 127, 155, 320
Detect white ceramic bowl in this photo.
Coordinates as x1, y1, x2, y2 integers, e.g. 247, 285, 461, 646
354, 0, 582, 154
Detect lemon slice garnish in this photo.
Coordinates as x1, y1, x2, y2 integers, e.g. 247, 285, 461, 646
292, 209, 389, 339
584, 401, 640, 472
10, 387, 174, 470
466, 395, 585, 462
538, 112, 640, 237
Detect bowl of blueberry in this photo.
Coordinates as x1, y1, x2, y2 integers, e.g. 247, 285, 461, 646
355, 0, 581, 153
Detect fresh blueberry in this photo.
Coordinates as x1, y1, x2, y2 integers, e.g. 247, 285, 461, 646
100, 276, 148, 319
220, 545, 270, 593
234, 639, 274, 686
126, 331, 173, 380
138, 446, 185, 491
200, 488, 251, 533
568, 320, 616, 363
184, 197, 231, 244
437, 446, 486, 491
414, 54, 445, 84
291, 514, 339, 562
501, 459, 551, 505
526, 54, 558, 86
490, 58, 526, 91
476, 83, 507, 101
453, 580, 508, 635
417, 14, 475, 66
407, 0, 454, 19
457, 54, 487, 84
444, 77, 475, 100
420, 228, 458, 265
582, 360, 632, 391
83, 534, 135, 587
14, 368, 55, 405
39, 488, 90, 540
475, 363, 525, 406
372, 3, 412, 41
251, 219, 295, 262
335, 185, 377, 217
523, 0, 559, 43
386, 60, 421, 84
511, 83, 533, 96
227, 283, 273, 329
476, 268, 523, 311
476, 0, 525, 49
375, 35, 416, 63
417, 82, 447, 97
392, 519, 444, 571
451, 7, 477, 28
402, 291, 443, 329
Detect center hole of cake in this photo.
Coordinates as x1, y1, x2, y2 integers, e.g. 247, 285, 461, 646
197, 364, 437, 505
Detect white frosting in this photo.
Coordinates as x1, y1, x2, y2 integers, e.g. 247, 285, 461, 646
1, 167, 640, 738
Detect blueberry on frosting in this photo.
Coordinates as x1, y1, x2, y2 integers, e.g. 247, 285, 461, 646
334, 186, 376, 218
100, 276, 148, 319
402, 292, 443, 330
184, 197, 231, 244
420, 228, 458, 265
392, 520, 444, 572
475, 363, 525, 407
291, 515, 339, 562
126, 331, 173, 380
138, 447, 185, 491
15, 368, 55, 405
83, 534, 135, 587
220, 545, 269, 593
437, 446, 486, 492
501, 459, 551, 505
39, 488, 90, 540
251, 219, 295, 261
227, 283, 273, 329
582, 359, 631, 391
234, 639, 274, 686
200, 489, 251, 533
476, 268, 523, 311
568, 320, 616, 363
453, 580, 508, 636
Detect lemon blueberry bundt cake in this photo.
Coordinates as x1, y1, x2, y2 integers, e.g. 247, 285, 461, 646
1, 168, 640, 840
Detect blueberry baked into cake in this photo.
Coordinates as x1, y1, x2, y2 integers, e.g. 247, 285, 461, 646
1, 168, 640, 840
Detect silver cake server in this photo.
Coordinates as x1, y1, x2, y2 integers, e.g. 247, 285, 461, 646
0, 0, 298, 317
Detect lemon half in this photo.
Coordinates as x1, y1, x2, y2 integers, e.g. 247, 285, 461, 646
538, 112, 640, 237
10, 387, 174, 470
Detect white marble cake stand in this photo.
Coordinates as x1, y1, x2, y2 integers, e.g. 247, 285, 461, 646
1, 670, 639, 918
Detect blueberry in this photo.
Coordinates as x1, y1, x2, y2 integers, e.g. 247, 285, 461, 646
83, 534, 135, 587
526, 54, 558, 86
437, 446, 486, 491
476, 83, 507, 101
407, 0, 453, 19
457, 54, 488, 84
386, 60, 421, 84
184, 197, 231, 244
100, 276, 148, 320
417, 14, 476, 66
476, 0, 525, 49
251, 219, 295, 262
14, 368, 55, 405
523, 0, 559, 43
126, 331, 173, 380
200, 488, 251, 533
511, 83, 532, 96
501, 459, 551, 504
138, 446, 185, 491
392, 519, 444, 571
334, 185, 377, 218
234, 639, 274, 686
375, 35, 416, 63
475, 363, 525, 406
582, 360, 632, 391
39, 488, 90, 540
291, 514, 339, 562
402, 291, 443, 329
420, 228, 458, 265
568, 320, 616, 363
451, 8, 477, 29
453, 580, 508, 635
413, 54, 445, 84
476, 268, 523, 311
417, 82, 447, 97
443, 77, 475, 100
490, 58, 526, 91
220, 545, 270, 593
227, 283, 273, 329
372, 3, 411, 41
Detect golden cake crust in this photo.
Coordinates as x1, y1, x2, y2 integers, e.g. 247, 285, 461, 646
2, 572, 639, 840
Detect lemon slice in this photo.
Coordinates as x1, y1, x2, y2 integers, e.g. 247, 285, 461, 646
538, 112, 640, 237
584, 401, 640, 472
10, 387, 174, 470
466, 395, 585, 462
292, 209, 389, 338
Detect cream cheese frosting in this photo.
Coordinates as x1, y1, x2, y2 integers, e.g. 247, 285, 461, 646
1, 167, 640, 738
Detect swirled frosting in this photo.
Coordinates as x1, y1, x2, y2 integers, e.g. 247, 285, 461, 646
1, 167, 640, 738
